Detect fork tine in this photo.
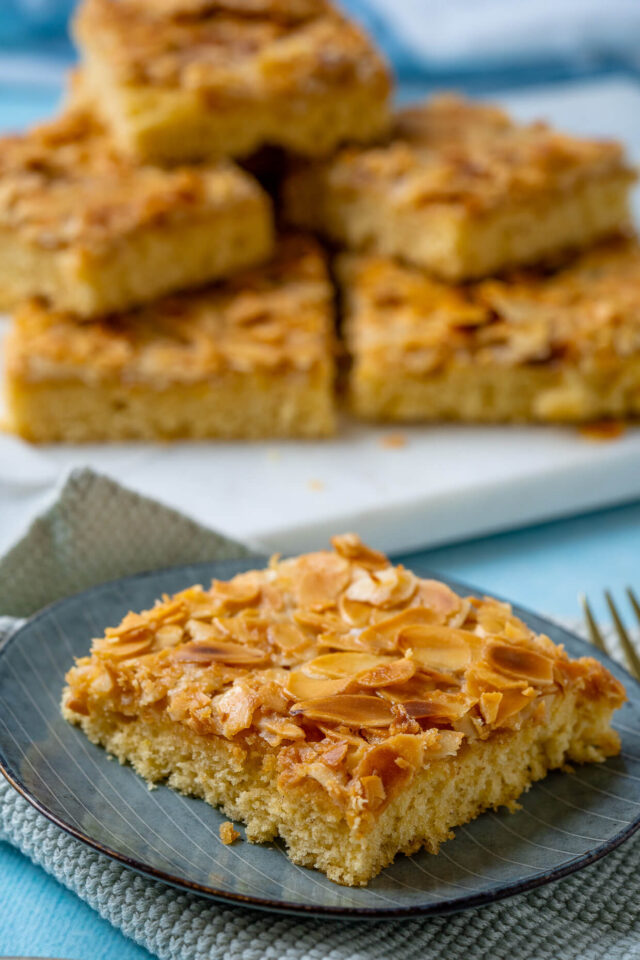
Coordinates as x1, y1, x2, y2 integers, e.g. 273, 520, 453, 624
605, 590, 640, 680
626, 586, 640, 630
581, 594, 608, 653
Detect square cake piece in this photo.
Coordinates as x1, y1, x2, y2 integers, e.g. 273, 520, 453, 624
0, 107, 274, 316
73, 0, 391, 163
62, 534, 625, 886
284, 94, 635, 281
339, 239, 640, 423
4, 235, 335, 441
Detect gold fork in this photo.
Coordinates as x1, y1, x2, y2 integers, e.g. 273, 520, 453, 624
581, 588, 640, 679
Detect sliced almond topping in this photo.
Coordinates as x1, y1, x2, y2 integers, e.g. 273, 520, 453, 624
100, 636, 154, 660
305, 651, 389, 678
494, 686, 537, 725
316, 631, 371, 653
322, 741, 349, 767
185, 618, 222, 643
337, 593, 374, 627
415, 579, 462, 622
209, 577, 261, 611
400, 692, 472, 722
155, 624, 183, 649
331, 533, 388, 568
478, 690, 502, 724
397, 625, 475, 672
360, 606, 445, 649
286, 671, 351, 701
476, 602, 530, 641
267, 621, 310, 654
485, 641, 555, 684
293, 552, 351, 609
173, 641, 269, 666
345, 566, 417, 609
290, 694, 395, 728
356, 733, 425, 800
355, 658, 416, 688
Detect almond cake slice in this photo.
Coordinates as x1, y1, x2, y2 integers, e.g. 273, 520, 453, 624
4, 235, 335, 441
339, 238, 640, 423
0, 106, 274, 316
283, 94, 635, 281
72, 0, 391, 163
62, 534, 625, 886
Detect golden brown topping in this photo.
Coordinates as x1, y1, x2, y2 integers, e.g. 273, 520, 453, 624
485, 640, 554, 685
291, 694, 396, 727
340, 237, 640, 373
10, 236, 335, 386
298, 94, 633, 219
173, 640, 269, 665
0, 107, 264, 252
74, 0, 390, 101
331, 532, 387, 568
397, 625, 475, 672
64, 535, 625, 820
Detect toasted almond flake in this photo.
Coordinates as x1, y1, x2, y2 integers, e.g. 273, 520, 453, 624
305, 651, 389, 678
331, 533, 388, 568
478, 690, 502, 724
173, 641, 269, 666
360, 606, 445, 649
267, 621, 310, 653
286, 671, 351, 700
415, 580, 462, 622
346, 566, 416, 608
485, 640, 555, 684
400, 693, 472, 722
294, 552, 351, 608
397, 625, 475, 672
337, 594, 374, 627
210, 577, 261, 611
99, 636, 154, 660
494, 686, 537, 725
155, 624, 183, 649
354, 658, 417, 688
291, 694, 396, 727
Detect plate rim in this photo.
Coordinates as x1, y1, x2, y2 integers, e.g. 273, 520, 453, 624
1, 557, 639, 920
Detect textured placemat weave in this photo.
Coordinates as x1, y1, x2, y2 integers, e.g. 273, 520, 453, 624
1, 468, 639, 960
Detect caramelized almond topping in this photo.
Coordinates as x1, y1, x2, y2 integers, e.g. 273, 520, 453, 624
173, 641, 269, 666
485, 641, 555, 684
65, 534, 625, 820
397, 625, 475, 671
291, 694, 395, 727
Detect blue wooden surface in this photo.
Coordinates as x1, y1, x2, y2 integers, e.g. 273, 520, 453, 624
2, 498, 640, 957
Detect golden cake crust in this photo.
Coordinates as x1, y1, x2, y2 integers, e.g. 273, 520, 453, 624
0, 107, 264, 254
63, 534, 625, 828
74, 0, 389, 98
340, 238, 640, 374
7, 235, 333, 386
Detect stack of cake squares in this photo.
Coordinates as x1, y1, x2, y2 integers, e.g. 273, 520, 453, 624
2, 0, 639, 443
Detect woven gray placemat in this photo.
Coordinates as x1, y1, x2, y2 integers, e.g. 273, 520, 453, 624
1, 468, 639, 960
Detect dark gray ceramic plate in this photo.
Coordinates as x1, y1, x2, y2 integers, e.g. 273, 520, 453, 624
1, 558, 639, 919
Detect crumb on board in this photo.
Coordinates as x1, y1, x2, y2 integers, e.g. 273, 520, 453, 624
578, 420, 626, 442
379, 432, 407, 449
307, 478, 325, 491
219, 821, 241, 845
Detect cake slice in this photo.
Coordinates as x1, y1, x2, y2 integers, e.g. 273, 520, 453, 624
284, 94, 635, 281
62, 533, 625, 886
4, 235, 335, 441
72, 0, 391, 163
0, 107, 273, 316
339, 238, 640, 423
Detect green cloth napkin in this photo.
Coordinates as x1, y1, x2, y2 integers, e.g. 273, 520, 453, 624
1, 468, 639, 960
